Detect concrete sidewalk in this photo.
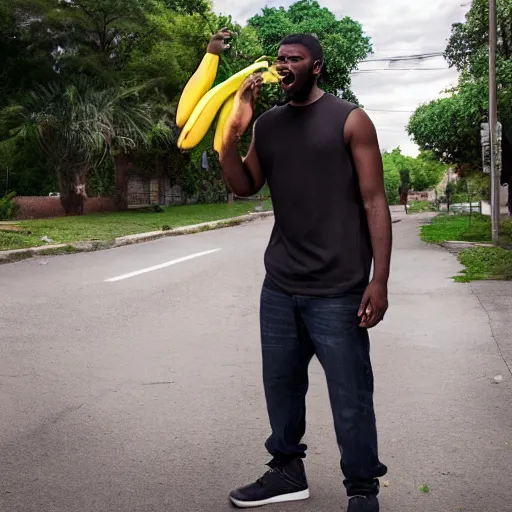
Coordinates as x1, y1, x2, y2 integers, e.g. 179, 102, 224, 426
470, 281, 512, 376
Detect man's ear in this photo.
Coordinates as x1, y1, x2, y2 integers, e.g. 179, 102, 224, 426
313, 60, 323, 75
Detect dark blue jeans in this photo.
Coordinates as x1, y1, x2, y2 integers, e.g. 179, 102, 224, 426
260, 278, 387, 497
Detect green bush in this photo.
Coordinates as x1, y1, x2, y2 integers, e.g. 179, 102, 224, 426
384, 168, 400, 205
0, 192, 19, 221
408, 200, 438, 213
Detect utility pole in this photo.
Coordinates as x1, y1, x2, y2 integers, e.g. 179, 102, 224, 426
489, 0, 500, 243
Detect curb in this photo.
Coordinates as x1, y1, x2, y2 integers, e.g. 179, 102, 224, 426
441, 241, 495, 250
440, 240, 496, 257
436, 240, 496, 258
0, 211, 274, 265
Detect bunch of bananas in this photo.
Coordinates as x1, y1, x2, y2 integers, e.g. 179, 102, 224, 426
176, 52, 279, 154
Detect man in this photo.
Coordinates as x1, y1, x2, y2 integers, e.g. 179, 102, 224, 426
219, 33, 391, 512
399, 183, 409, 215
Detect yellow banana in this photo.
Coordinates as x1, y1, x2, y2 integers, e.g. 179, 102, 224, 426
213, 94, 235, 154
176, 52, 219, 129
261, 65, 280, 84
177, 61, 269, 151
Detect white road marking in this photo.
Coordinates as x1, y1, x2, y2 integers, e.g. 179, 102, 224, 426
104, 248, 221, 282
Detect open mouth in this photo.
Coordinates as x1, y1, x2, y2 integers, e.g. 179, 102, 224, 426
280, 71, 296, 88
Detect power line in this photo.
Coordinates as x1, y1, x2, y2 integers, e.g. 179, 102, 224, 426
371, 48, 444, 53
352, 67, 448, 73
365, 108, 415, 113
360, 52, 444, 63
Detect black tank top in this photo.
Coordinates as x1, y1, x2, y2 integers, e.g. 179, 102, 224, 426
254, 93, 372, 296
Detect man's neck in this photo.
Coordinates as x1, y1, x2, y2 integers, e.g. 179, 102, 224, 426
289, 85, 324, 107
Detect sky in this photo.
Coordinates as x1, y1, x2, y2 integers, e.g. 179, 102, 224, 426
212, 0, 471, 156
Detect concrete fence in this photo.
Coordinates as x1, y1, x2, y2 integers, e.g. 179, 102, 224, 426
15, 196, 118, 220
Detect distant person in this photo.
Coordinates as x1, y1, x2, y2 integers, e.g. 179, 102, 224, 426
218, 32, 391, 512
399, 184, 409, 214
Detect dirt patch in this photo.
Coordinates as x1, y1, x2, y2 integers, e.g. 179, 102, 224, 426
0, 225, 32, 234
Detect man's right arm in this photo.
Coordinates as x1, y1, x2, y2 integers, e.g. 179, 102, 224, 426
220, 121, 265, 198
219, 73, 265, 197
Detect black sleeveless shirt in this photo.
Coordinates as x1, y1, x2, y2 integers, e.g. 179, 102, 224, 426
254, 93, 372, 296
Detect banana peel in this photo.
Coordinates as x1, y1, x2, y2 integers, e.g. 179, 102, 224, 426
261, 65, 280, 84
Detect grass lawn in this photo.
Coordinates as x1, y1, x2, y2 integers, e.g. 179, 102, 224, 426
421, 213, 512, 246
456, 247, 512, 282
0, 200, 272, 251
421, 213, 512, 282
407, 200, 438, 214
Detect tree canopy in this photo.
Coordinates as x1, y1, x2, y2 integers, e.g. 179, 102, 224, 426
407, 0, 512, 185
381, 148, 447, 204
445, 0, 512, 73
248, 0, 372, 102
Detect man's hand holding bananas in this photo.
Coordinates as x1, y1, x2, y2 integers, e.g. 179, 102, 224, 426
176, 28, 278, 153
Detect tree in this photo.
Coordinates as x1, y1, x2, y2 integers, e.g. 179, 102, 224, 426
407, 81, 486, 168
382, 149, 408, 205
413, 151, 449, 192
0, 137, 56, 196
0, 0, 57, 108
408, 0, 512, 208
445, 0, 512, 73
1, 79, 152, 214
247, 0, 372, 102
0, 0, 226, 206
381, 148, 447, 205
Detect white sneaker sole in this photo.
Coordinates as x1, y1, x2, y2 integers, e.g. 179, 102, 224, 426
230, 489, 310, 508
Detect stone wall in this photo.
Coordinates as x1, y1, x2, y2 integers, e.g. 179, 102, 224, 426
15, 196, 118, 220
126, 175, 199, 206
408, 191, 429, 202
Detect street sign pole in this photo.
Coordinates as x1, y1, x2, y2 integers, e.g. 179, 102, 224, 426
489, 0, 500, 243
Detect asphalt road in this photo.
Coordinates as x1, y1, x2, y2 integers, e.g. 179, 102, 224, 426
1, 213, 511, 512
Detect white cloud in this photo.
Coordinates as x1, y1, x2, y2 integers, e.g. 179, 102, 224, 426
212, 0, 470, 156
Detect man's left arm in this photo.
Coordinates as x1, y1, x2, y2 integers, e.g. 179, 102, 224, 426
345, 108, 392, 328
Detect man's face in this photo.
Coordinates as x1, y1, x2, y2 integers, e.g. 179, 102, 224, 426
276, 44, 321, 101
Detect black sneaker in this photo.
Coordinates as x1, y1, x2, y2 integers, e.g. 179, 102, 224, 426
229, 459, 310, 508
347, 495, 379, 512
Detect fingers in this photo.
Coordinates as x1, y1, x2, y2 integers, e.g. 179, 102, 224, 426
358, 293, 369, 318
360, 302, 386, 329
211, 28, 232, 48
252, 74, 263, 91
364, 307, 379, 329
215, 27, 232, 39
359, 307, 371, 328
239, 74, 263, 101
359, 294, 387, 329
208, 29, 232, 54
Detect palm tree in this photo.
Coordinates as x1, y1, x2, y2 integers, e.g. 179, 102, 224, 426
1, 78, 153, 214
